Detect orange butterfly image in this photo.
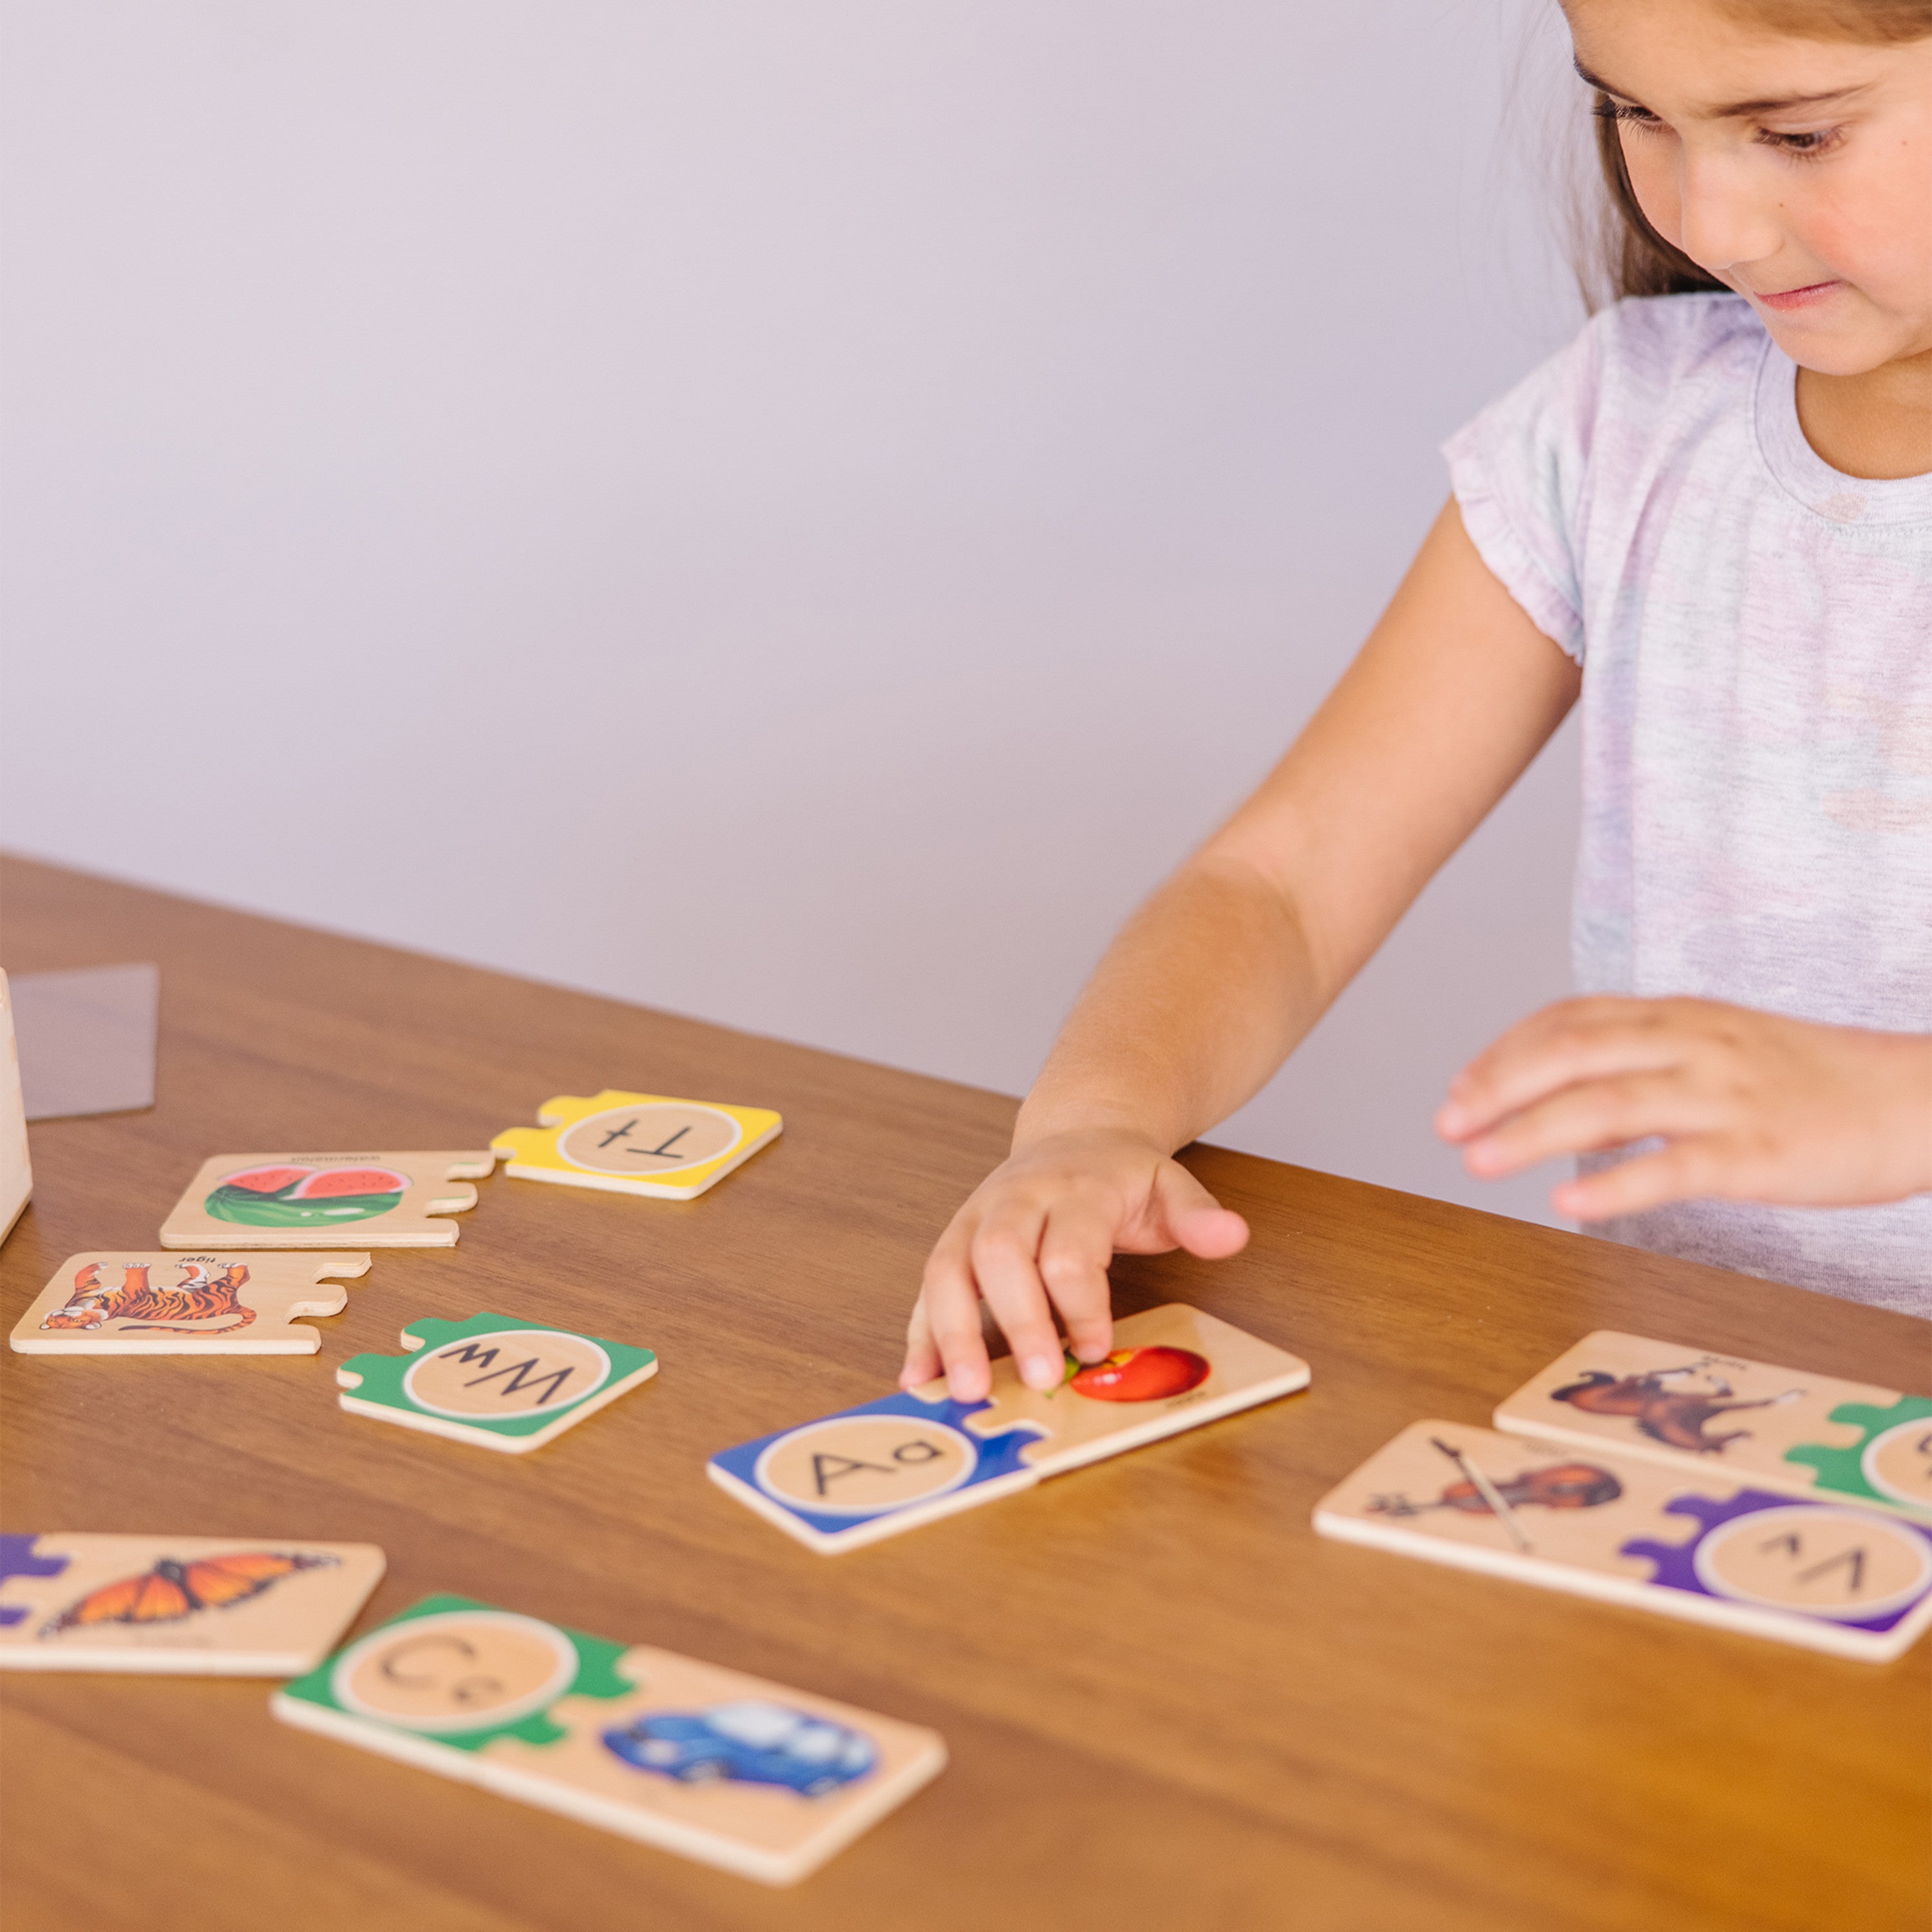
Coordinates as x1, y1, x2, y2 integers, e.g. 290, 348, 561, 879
40, 1551, 337, 1638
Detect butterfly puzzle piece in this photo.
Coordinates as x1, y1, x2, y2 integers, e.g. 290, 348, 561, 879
272, 1593, 945, 1886
709, 1303, 1310, 1553
1313, 1419, 1932, 1663
159, 1151, 494, 1249
10, 1251, 371, 1355
337, 1312, 659, 1453
1492, 1330, 1932, 1520
0, 1532, 385, 1674
491, 1090, 782, 1202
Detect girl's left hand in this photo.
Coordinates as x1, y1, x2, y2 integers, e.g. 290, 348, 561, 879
1435, 996, 1932, 1221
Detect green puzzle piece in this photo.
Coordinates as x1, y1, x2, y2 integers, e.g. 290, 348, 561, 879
1785, 1395, 1932, 1511
338, 1312, 658, 1441
278, 1593, 634, 1752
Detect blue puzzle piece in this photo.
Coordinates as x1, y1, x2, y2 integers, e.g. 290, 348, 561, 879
0, 1534, 69, 1626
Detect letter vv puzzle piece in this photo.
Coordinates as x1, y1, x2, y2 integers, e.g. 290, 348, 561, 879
1493, 1331, 1932, 1520
11, 1251, 370, 1355
1312, 1420, 1932, 1662
272, 1594, 945, 1884
337, 1313, 658, 1452
491, 1090, 781, 1201
710, 1303, 1310, 1553
0, 1532, 384, 1674
160, 1151, 494, 1248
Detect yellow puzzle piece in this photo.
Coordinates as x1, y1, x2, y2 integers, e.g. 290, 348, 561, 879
491, 1091, 782, 1202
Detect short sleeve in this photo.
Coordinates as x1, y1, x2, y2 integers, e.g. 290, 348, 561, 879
1442, 321, 1604, 664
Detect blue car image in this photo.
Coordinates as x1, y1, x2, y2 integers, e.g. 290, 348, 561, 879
601, 1699, 878, 1798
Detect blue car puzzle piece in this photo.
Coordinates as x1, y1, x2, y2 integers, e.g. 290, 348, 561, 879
601, 1699, 878, 1798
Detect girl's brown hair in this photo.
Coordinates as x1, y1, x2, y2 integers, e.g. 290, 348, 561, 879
1589, 0, 1932, 301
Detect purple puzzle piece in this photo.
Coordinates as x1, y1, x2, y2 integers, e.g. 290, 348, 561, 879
0, 1534, 68, 1626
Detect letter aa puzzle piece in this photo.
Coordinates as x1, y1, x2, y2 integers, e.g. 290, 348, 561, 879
0, 1533, 384, 1674
10, 1251, 371, 1355
491, 1090, 781, 1201
160, 1151, 494, 1249
272, 1594, 945, 1884
710, 1303, 1311, 1553
337, 1312, 658, 1453
1493, 1331, 1932, 1520
1312, 1419, 1932, 1662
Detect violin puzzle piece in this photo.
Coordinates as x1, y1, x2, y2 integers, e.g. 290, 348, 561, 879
491, 1090, 782, 1202
0, 1532, 384, 1674
272, 1593, 945, 1884
1493, 1331, 1932, 1520
1313, 1419, 1932, 1663
708, 1303, 1310, 1553
160, 1151, 495, 1249
10, 1251, 371, 1355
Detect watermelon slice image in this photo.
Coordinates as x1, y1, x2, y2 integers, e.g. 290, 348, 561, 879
204, 1162, 412, 1228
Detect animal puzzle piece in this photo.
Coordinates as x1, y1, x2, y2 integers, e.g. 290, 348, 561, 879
272, 1593, 945, 1884
1493, 1332, 1932, 1520
491, 1090, 782, 1202
0, 1532, 384, 1674
1313, 1420, 1932, 1663
337, 1312, 658, 1453
10, 1251, 371, 1355
710, 1303, 1310, 1553
159, 1151, 494, 1249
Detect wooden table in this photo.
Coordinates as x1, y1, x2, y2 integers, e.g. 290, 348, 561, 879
1, 855, 1925, 1932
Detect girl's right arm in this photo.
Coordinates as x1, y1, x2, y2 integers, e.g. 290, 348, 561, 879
902, 497, 1582, 1400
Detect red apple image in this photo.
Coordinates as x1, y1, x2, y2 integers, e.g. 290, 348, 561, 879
1067, 1345, 1210, 1403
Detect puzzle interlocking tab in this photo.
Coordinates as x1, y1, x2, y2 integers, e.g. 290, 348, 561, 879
491, 1091, 782, 1201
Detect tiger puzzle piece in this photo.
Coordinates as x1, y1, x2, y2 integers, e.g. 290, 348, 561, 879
1313, 1419, 1932, 1663
159, 1151, 494, 1249
491, 1090, 781, 1202
1493, 1331, 1932, 1520
272, 1593, 945, 1885
0, 1532, 384, 1674
337, 1312, 658, 1454
10, 1251, 371, 1356
709, 1303, 1310, 1554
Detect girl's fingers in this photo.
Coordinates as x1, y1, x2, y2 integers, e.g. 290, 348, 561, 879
1162, 1165, 1250, 1258
1461, 1070, 1714, 1177
917, 1225, 996, 1401
1036, 1195, 1124, 1364
970, 1209, 1068, 1392
1553, 1138, 1727, 1222
900, 1296, 942, 1390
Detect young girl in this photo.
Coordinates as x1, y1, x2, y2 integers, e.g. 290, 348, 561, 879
905, 0, 1932, 1402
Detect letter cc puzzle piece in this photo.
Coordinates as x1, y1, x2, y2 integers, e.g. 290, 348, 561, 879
1493, 1331, 1932, 1520
11, 1251, 371, 1355
337, 1312, 659, 1452
272, 1593, 945, 1884
491, 1090, 782, 1201
0, 1532, 385, 1674
710, 1303, 1311, 1553
160, 1151, 494, 1249
1312, 1419, 1932, 1662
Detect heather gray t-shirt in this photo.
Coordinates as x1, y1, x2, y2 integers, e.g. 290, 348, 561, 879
1445, 292, 1931, 1318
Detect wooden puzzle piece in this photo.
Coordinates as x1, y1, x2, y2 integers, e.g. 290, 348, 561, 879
491, 1090, 781, 1202
0, 1533, 384, 1674
337, 1312, 658, 1453
1312, 1420, 1932, 1663
159, 1151, 493, 1249
1492, 1331, 1932, 1520
709, 1303, 1310, 1553
271, 1593, 945, 1884
11, 1251, 371, 1355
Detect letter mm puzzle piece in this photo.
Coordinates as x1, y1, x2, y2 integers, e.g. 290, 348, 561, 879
0, 1533, 384, 1674
710, 1303, 1311, 1554
11, 1251, 371, 1356
272, 1593, 945, 1885
1312, 1420, 1932, 1663
337, 1313, 658, 1453
491, 1090, 781, 1202
1492, 1330, 1932, 1520
160, 1151, 494, 1249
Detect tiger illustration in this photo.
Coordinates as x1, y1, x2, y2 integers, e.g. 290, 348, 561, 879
42, 1260, 256, 1335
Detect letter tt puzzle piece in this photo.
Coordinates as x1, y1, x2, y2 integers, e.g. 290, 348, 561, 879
160, 1151, 493, 1249
492, 1090, 781, 1201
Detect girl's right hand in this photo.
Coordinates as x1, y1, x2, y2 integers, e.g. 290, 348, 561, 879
900, 1127, 1250, 1402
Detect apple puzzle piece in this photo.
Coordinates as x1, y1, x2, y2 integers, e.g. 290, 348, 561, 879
491, 1090, 782, 1201
160, 1151, 494, 1249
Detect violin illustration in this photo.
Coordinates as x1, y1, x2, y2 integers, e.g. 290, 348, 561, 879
1368, 1438, 1622, 1544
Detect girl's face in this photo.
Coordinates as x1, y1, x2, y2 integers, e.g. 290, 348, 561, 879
1567, 1, 1932, 375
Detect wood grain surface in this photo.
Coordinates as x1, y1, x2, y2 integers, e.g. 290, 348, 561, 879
1, 854, 1926, 1932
